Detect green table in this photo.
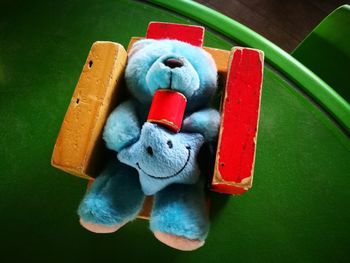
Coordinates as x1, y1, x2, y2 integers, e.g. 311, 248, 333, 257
0, 0, 349, 262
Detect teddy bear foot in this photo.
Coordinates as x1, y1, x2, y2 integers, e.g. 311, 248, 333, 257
154, 231, 204, 251
79, 218, 126, 234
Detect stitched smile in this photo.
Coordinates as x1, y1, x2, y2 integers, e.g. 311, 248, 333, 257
136, 146, 191, 180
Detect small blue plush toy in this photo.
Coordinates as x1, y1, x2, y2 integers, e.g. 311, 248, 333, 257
78, 39, 220, 251
118, 122, 205, 195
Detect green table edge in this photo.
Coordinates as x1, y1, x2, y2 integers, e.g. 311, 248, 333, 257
148, 0, 350, 133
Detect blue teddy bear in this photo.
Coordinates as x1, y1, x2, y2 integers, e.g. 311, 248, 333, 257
78, 39, 221, 251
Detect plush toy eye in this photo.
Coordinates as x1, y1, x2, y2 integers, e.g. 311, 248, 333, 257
167, 140, 173, 149
146, 146, 153, 156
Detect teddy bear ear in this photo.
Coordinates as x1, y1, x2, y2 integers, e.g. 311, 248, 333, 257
128, 39, 156, 57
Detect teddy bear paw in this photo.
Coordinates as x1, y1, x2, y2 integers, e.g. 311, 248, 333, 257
154, 231, 204, 251
79, 218, 126, 234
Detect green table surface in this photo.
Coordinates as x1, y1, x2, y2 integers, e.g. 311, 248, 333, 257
0, 0, 349, 262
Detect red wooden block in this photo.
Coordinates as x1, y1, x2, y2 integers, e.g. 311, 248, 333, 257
212, 47, 264, 195
147, 89, 187, 133
146, 22, 204, 47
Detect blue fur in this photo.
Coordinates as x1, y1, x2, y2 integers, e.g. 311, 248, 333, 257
150, 181, 209, 241
78, 161, 145, 226
103, 100, 141, 152
125, 39, 217, 111
183, 108, 221, 142
118, 122, 204, 195
78, 39, 220, 247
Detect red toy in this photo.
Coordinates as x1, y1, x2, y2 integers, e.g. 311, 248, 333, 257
212, 47, 264, 194
146, 22, 204, 47
147, 89, 187, 133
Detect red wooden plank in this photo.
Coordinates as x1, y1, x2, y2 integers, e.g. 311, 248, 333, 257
146, 22, 204, 47
211, 183, 248, 195
212, 47, 264, 195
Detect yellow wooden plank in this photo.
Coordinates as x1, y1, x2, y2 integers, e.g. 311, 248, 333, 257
51, 41, 127, 179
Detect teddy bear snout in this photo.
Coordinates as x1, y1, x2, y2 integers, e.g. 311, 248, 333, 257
163, 58, 184, 69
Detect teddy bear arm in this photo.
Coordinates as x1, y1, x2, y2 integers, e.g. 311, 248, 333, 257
103, 100, 141, 152
182, 108, 221, 142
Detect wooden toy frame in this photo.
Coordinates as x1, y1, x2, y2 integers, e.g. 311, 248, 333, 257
52, 22, 264, 198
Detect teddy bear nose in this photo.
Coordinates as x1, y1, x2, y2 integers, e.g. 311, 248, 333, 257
163, 58, 184, 68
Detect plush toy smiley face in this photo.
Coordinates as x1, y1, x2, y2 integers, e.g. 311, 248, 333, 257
117, 123, 204, 195
125, 39, 217, 111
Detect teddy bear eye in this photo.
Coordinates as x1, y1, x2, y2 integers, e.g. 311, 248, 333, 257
146, 146, 153, 156
167, 140, 173, 149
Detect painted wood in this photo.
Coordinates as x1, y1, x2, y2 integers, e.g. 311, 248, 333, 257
51, 42, 128, 179
212, 47, 264, 194
146, 22, 205, 47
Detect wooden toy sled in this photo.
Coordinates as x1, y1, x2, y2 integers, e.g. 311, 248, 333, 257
51, 22, 264, 203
